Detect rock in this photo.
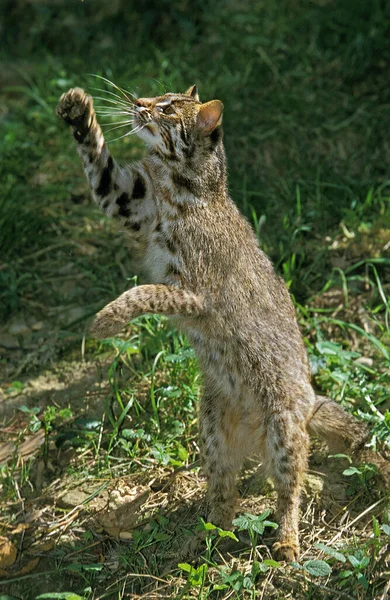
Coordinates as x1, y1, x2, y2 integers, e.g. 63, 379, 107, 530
0, 333, 19, 348
96, 483, 150, 538
58, 488, 92, 508
8, 320, 31, 336
0, 536, 17, 568
304, 473, 324, 496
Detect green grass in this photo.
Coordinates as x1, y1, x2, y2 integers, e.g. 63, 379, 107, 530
0, 1, 389, 598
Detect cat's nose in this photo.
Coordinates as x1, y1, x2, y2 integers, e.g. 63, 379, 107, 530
135, 98, 151, 108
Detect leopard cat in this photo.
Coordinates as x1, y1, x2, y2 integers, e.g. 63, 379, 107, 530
57, 84, 389, 561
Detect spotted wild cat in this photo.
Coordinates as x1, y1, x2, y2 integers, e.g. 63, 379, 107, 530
57, 85, 389, 561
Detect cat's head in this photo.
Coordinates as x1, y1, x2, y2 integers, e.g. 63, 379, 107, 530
133, 85, 224, 160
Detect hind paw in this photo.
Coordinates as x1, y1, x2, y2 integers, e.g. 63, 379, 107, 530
272, 540, 299, 562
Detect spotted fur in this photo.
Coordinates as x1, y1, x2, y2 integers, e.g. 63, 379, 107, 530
57, 85, 389, 561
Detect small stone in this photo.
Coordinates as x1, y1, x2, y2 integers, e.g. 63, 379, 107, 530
304, 473, 324, 496
58, 489, 91, 508
354, 356, 374, 367
8, 321, 31, 336
0, 333, 19, 348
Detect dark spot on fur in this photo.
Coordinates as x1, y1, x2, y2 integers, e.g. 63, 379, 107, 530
119, 207, 131, 218
73, 129, 86, 143
102, 199, 110, 211
210, 126, 222, 148
129, 221, 141, 231
165, 263, 182, 278
116, 193, 131, 218
96, 156, 114, 197
163, 233, 175, 253
116, 193, 129, 208
172, 172, 198, 196
182, 143, 195, 159
133, 174, 146, 199
278, 461, 291, 474
207, 463, 216, 475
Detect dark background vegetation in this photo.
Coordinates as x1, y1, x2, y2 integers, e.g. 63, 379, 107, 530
1, 0, 390, 313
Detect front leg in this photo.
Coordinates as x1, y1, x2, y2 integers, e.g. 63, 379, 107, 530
56, 88, 154, 231
90, 284, 206, 338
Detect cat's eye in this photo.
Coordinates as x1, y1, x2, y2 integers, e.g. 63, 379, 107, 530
163, 105, 176, 115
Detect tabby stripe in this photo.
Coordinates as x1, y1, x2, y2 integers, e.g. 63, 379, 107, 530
179, 118, 188, 144
96, 156, 114, 197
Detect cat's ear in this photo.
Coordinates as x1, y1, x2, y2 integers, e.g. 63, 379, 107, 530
196, 100, 224, 134
185, 84, 199, 101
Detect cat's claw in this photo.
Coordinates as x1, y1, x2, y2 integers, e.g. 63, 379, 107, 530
56, 87, 94, 129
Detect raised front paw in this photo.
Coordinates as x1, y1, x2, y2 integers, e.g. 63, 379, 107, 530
90, 306, 127, 340
56, 87, 94, 133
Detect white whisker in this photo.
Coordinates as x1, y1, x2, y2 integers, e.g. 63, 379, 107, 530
89, 74, 137, 103
93, 96, 130, 109
96, 111, 137, 119
107, 125, 145, 144
103, 121, 135, 134
90, 86, 135, 107
96, 107, 137, 115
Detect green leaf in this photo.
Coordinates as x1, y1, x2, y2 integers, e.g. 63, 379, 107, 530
217, 528, 238, 541
347, 554, 361, 568
232, 511, 278, 535
35, 594, 84, 600
263, 559, 282, 568
372, 516, 381, 537
203, 521, 217, 531
316, 341, 342, 356
356, 573, 369, 589
188, 563, 208, 586
315, 542, 346, 562
339, 569, 353, 579
303, 559, 332, 577
257, 562, 270, 573
343, 467, 361, 476
178, 562, 191, 573
212, 584, 229, 591
0, 596, 23, 600
381, 524, 390, 536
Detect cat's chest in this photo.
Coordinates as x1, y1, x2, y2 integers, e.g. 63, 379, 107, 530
144, 217, 182, 284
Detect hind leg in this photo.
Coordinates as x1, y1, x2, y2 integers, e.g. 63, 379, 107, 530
266, 413, 309, 561
200, 391, 251, 529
